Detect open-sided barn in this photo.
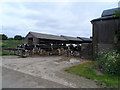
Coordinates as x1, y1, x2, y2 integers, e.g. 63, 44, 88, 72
24, 32, 91, 45
61, 35, 82, 44
24, 32, 66, 45
23, 32, 92, 58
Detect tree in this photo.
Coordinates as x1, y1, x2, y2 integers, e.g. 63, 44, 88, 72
8, 38, 14, 40
2, 34, 8, 40
113, 10, 120, 17
14, 35, 23, 40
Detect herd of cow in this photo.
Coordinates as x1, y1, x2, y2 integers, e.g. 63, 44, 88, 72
17, 44, 81, 57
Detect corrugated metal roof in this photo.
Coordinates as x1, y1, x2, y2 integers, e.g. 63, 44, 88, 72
77, 37, 92, 42
91, 7, 120, 22
102, 8, 120, 17
61, 35, 82, 41
28, 32, 83, 42
30, 32, 66, 41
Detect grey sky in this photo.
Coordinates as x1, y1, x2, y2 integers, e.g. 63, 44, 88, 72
1, 1, 119, 38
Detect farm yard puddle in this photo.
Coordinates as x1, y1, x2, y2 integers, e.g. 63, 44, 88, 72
69, 58, 81, 63
56, 59, 80, 65
2, 56, 98, 88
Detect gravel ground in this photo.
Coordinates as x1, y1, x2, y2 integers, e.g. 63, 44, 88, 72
2, 56, 99, 88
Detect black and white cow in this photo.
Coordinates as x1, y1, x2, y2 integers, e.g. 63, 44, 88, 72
66, 44, 81, 56
35, 44, 52, 55
74, 44, 81, 56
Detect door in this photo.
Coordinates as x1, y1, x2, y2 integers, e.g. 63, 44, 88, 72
28, 38, 33, 45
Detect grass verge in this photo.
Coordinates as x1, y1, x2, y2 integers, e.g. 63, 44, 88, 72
64, 61, 119, 88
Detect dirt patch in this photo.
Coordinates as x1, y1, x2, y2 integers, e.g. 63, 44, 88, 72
2, 56, 99, 88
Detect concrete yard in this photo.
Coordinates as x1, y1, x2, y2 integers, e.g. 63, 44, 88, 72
2, 56, 98, 88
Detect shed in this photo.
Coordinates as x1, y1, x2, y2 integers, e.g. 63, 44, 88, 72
61, 35, 82, 44
77, 37, 92, 43
91, 7, 120, 55
25, 32, 94, 45
24, 32, 66, 45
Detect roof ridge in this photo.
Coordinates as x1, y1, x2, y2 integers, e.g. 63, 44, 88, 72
30, 31, 61, 37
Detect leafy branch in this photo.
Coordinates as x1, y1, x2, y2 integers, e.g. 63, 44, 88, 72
113, 10, 120, 17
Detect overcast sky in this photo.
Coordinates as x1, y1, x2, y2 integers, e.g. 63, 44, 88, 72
0, 0, 119, 38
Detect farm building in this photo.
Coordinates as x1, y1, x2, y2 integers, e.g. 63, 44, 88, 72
61, 35, 82, 44
24, 32, 66, 45
77, 37, 92, 43
24, 32, 92, 58
91, 7, 120, 56
24, 32, 92, 45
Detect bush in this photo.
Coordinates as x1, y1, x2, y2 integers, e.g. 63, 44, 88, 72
8, 38, 14, 40
1, 34, 8, 40
14, 35, 23, 40
96, 50, 120, 75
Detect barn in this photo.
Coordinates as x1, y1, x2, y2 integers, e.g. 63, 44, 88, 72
91, 7, 120, 56
24, 32, 67, 45
24, 32, 91, 45
61, 35, 82, 44
23, 31, 92, 57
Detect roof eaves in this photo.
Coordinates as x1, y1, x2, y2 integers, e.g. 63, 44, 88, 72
91, 16, 119, 22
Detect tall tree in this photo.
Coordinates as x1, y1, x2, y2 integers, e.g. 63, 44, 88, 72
14, 35, 23, 40
1, 34, 8, 40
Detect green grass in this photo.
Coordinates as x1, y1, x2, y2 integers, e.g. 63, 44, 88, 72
0, 40, 23, 56
64, 61, 119, 88
0, 50, 14, 56
0, 40, 24, 48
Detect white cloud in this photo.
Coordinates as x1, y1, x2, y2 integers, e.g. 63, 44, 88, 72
1, 1, 118, 37
0, 0, 119, 2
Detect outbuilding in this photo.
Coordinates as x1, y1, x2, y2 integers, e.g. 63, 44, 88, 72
24, 32, 67, 45
24, 32, 91, 45
91, 7, 120, 56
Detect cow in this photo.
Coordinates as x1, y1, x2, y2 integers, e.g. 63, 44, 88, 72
51, 44, 61, 55
35, 44, 52, 56
59, 44, 68, 55
73, 44, 81, 57
23, 44, 35, 56
66, 44, 81, 56
66, 44, 74, 56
